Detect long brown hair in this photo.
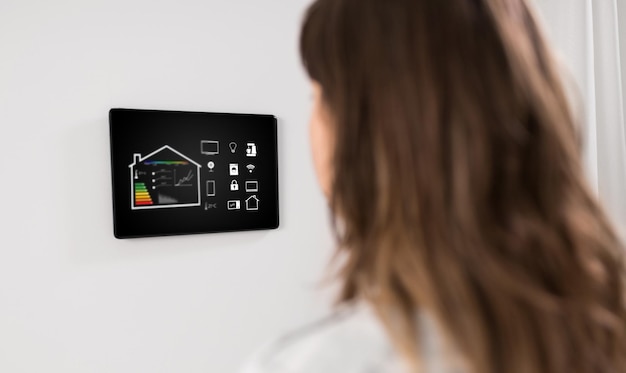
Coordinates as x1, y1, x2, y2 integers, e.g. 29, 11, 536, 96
300, 0, 626, 372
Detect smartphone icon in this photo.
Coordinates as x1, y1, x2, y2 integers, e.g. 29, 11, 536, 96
206, 180, 216, 197
227, 200, 241, 210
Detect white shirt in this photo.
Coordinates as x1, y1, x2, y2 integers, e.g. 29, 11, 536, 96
239, 304, 460, 373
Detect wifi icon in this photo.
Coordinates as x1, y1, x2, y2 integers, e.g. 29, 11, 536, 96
246, 164, 256, 173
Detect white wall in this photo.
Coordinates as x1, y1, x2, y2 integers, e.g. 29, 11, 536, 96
531, 0, 598, 184
619, 0, 626, 120
0, 1, 335, 372
532, 0, 626, 230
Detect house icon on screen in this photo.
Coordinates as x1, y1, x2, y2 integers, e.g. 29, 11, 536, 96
128, 145, 202, 210
245, 195, 259, 211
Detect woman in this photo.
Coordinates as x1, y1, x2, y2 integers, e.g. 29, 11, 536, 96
243, 0, 626, 372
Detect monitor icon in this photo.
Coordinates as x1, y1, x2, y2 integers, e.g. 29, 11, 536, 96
245, 180, 258, 192
201, 140, 220, 155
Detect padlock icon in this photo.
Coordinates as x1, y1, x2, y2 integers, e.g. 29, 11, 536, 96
230, 180, 239, 191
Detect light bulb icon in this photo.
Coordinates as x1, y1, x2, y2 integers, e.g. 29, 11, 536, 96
229, 142, 237, 153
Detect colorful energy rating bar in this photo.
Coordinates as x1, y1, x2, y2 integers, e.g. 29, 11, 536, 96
134, 183, 153, 206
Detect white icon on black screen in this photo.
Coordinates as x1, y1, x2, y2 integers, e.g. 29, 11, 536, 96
229, 163, 239, 176
245, 181, 258, 192
201, 141, 219, 155
230, 180, 239, 191
246, 143, 257, 157
206, 180, 216, 196
246, 195, 259, 211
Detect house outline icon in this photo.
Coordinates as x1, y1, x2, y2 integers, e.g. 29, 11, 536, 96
245, 195, 260, 211
128, 145, 202, 210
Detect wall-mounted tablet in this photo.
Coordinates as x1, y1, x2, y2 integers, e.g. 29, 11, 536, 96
109, 108, 279, 239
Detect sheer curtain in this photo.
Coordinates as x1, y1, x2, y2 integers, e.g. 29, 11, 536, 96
533, 0, 626, 234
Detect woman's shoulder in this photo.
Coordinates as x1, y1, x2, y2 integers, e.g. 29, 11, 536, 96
239, 303, 411, 373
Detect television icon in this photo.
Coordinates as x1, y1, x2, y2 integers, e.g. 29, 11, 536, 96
245, 181, 258, 192
201, 140, 220, 155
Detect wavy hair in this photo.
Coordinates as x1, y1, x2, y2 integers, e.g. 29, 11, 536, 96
300, 0, 626, 372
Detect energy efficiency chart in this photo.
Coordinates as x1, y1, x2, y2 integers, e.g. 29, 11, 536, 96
128, 145, 202, 210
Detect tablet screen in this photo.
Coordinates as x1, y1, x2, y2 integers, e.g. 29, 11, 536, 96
109, 108, 279, 238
